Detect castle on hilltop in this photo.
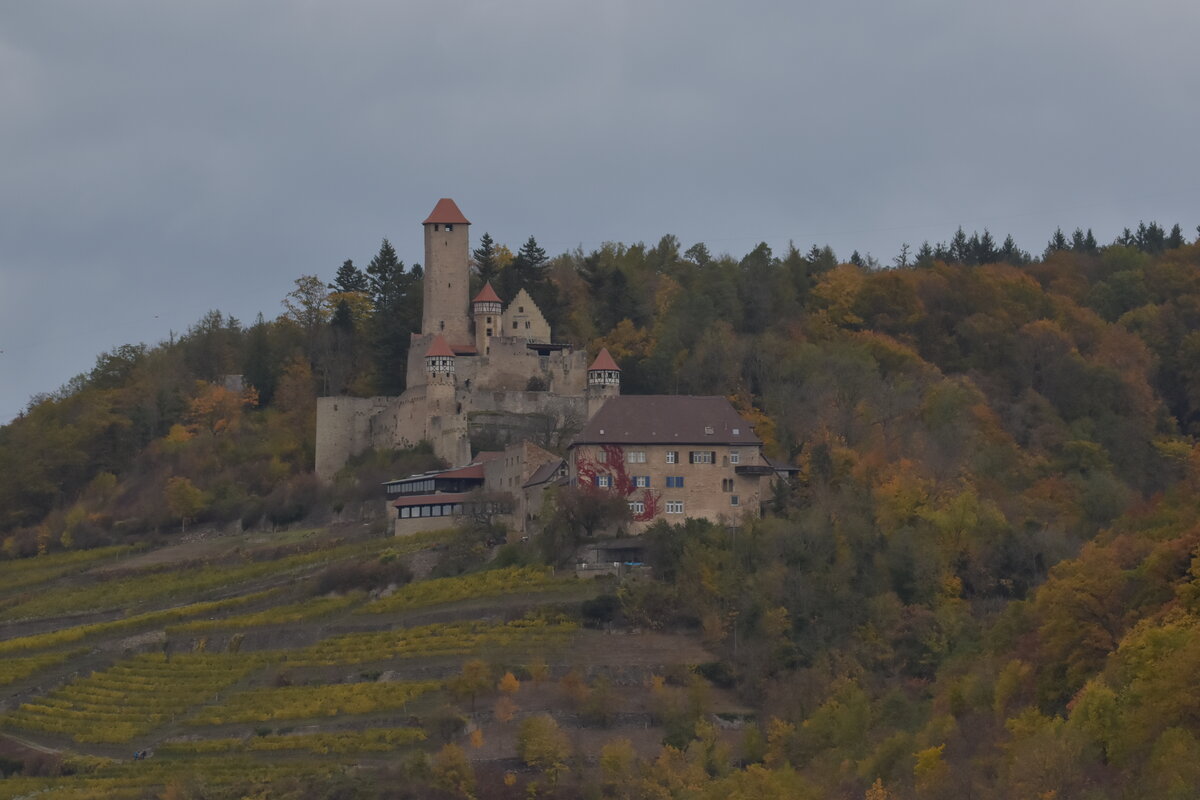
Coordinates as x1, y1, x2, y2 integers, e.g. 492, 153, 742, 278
315, 199, 617, 478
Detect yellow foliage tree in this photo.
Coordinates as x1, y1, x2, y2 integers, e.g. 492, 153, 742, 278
498, 671, 520, 695
164, 476, 208, 533
431, 742, 476, 799
184, 381, 258, 437
517, 714, 571, 785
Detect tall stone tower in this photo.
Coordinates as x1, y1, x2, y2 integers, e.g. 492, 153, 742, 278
586, 348, 621, 419
422, 198, 471, 346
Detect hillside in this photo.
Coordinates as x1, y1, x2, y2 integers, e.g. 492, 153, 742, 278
2, 223, 1200, 797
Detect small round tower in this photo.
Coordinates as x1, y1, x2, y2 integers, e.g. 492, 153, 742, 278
586, 347, 621, 419
425, 334, 457, 414
472, 282, 503, 355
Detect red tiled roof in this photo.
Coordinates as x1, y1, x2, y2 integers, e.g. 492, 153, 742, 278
423, 198, 470, 225
588, 348, 621, 372
393, 491, 475, 509
473, 282, 502, 304
437, 464, 485, 480
451, 344, 478, 355
425, 334, 455, 358
474, 451, 505, 464
572, 395, 762, 446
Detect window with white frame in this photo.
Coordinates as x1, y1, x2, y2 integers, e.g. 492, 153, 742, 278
634, 475, 650, 488
596, 475, 611, 488
689, 451, 715, 464
666, 501, 684, 514
626, 450, 646, 463
597, 449, 607, 463
729, 450, 740, 464
628, 501, 645, 514
665, 451, 678, 464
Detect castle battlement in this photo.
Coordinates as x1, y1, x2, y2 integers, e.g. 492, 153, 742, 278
315, 199, 611, 478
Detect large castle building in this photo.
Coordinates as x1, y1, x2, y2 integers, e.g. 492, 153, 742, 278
314, 199, 612, 478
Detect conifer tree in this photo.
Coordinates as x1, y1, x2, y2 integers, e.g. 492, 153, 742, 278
949, 227, 970, 264
999, 234, 1028, 264
473, 232, 499, 287
366, 239, 421, 395
243, 313, 276, 405
1044, 227, 1070, 259
976, 229, 998, 264
915, 241, 936, 267
330, 259, 368, 294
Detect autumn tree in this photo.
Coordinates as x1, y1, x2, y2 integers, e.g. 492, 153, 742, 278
184, 381, 257, 437
431, 742, 476, 799
448, 659, 492, 712
517, 714, 571, 786
165, 476, 207, 532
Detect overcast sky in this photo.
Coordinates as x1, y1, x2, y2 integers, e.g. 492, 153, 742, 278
2, 1, 1199, 422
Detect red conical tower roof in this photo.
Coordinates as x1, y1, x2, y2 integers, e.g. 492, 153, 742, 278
588, 348, 621, 372
423, 198, 470, 225
425, 334, 456, 358
472, 282, 502, 304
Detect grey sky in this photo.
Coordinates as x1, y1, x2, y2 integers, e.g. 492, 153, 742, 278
2, 1, 1198, 422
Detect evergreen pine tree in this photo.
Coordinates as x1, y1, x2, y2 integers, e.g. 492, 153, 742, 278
1044, 228, 1069, 259
976, 230, 997, 265
1167, 223, 1185, 250
949, 227, 970, 264
915, 241, 935, 267
473, 233, 499, 287
1070, 228, 1099, 255
999, 234, 1027, 264
685, 242, 712, 266
331, 259, 368, 293
365, 239, 421, 395
243, 313, 276, 405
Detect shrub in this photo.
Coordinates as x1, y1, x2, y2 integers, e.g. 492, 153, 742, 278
316, 558, 413, 595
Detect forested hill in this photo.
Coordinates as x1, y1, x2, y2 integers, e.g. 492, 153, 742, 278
3, 222, 1200, 796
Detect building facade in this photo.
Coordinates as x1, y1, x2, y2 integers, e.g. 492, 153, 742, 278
567, 395, 775, 533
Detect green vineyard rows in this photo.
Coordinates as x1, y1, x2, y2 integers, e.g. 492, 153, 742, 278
189, 679, 439, 724
359, 565, 575, 614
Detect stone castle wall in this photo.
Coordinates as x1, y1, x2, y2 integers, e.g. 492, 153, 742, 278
314, 396, 392, 478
